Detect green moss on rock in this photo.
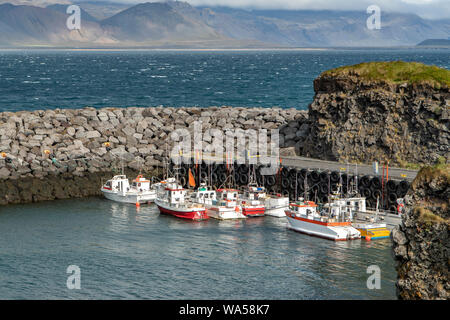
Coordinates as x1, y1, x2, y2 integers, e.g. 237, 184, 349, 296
322, 61, 450, 88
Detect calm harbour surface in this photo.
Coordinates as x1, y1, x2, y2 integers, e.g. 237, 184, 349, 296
0, 198, 396, 299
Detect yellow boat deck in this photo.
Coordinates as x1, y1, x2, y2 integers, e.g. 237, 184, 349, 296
356, 227, 391, 240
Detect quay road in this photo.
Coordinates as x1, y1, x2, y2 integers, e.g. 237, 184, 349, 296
279, 156, 419, 182
175, 152, 419, 182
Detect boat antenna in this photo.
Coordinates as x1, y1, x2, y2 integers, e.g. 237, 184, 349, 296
304, 171, 308, 201
346, 162, 349, 197
328, 170, 331, 205
294, 170, 298, 202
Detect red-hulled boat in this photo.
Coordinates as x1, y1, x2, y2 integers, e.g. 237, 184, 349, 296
239, 186, 266, 217
154, 181, 208, 221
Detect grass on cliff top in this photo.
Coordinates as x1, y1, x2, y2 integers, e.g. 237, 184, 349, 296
323, 61, 450, 88
411, 163, 450, 191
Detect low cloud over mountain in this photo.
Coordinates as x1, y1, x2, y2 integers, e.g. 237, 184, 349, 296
0, 1, 448, 48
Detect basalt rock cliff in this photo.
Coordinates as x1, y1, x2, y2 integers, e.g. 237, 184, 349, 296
301, 62, 449, 167
391, 164, 449, 299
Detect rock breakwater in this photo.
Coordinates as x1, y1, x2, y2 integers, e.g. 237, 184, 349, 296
0, 106, 307, 204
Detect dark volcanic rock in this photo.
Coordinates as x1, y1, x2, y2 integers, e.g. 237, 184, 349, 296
391, 164, 449, 300
301, 73, 449, 166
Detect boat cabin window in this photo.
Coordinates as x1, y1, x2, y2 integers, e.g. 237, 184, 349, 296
105, 181, 111, 188
204, 193, 209, 199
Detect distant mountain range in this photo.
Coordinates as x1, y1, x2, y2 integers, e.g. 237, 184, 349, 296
417, 39, 450, 47
0, 0, 449, 48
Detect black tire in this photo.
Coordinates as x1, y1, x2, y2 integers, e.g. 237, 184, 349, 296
320, 171, 329, 183
179, 176, 187, 188
266, 175, 276, 187
388, 192, 398, 203
200, 171, 208, 182
310, 170, 320, 182
361, 175, 371, 188
372, 189, 382, 201
281, 178, 289, 189
256, 175, 264, 186
238, 164, 248, 174
219, 172, 227, 183
341, 173, 348, 184
281, 167, 289, 178
299, 169, 308, 179
398, 180, 410, 195
371, 177, 382, 189
239, 173, 249, 186
330, 171, 340, 183
288, 168, 298, 179
387, 180, 398, 192
361, 188, 372, 199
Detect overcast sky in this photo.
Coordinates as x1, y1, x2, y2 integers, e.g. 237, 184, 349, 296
114, 0, 449, 20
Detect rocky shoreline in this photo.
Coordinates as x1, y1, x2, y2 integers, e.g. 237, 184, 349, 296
391, 164, 449, 299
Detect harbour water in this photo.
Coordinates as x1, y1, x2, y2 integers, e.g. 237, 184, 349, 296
0, 198, 396, 299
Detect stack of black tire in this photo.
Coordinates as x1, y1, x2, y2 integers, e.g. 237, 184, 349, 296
171, 161, 411, 210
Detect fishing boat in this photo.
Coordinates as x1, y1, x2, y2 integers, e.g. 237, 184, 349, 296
154, 180, 208, 221
101, 174, 157, 204
352, 223, 390, 240
239, 186, 266, 217
351, 198, 391, 240
260, 193, 289, 217
285, 198, 361, 241
192, 185, 246, 220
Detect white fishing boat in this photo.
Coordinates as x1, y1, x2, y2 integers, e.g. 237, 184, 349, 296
101, 174, 157, 204
206, 189, 247, 220
259, 193, 289, 217
192, 185, 245, 220
285, 199, 361, 241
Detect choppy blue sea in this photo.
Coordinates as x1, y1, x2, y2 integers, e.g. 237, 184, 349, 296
0, 48, 448, 112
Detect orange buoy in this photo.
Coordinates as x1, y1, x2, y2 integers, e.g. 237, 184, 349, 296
366, 236, 371, 241
135, 202, 140, 207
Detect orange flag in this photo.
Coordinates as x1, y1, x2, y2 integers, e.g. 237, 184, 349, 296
189, 168, 196, 187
